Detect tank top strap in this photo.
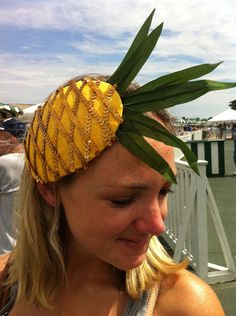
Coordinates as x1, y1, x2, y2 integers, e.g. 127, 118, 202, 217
145, 283, 160, 316
123, 282, 160, 316
0, 284, 17, 316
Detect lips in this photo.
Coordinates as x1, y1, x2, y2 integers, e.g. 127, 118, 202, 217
116, 237, 150, 250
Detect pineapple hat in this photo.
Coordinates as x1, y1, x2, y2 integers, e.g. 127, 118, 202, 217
24, 10, 236, 184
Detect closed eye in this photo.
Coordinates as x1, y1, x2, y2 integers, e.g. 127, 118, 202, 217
110, 197, 135, 208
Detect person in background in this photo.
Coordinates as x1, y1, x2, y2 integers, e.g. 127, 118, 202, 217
221, 123, 227, 139
0, 130, 25, 254
1, 118, 27, 142
216, 124, 221, 139
1, 10, 234, 315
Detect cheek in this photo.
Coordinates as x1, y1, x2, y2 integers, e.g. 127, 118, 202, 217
63, 204, 102, 245
61, 193, 127, 239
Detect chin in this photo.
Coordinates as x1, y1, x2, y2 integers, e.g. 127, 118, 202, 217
114, 254, 146, 271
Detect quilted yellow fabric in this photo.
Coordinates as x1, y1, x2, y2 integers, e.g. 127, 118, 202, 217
25, 78, 123, 183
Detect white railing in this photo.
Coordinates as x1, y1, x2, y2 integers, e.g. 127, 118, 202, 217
162, 159, 236, 284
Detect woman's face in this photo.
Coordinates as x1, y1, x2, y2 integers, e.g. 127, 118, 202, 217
59, 139, 176, 271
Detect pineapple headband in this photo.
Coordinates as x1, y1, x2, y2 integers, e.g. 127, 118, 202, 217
25, 10, 236, 184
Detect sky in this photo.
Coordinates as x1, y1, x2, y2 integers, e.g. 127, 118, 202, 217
1, 0, 236, 119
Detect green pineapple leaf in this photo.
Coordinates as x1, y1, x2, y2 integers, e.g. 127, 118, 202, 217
127, 62, 222, 95
109, 9, 155, 74
108, 12, 163, 94
123, 110, 199, 175
123, 80, 236, 111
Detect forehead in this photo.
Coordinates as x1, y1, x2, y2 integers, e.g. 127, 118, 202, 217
71, 140, 176, 187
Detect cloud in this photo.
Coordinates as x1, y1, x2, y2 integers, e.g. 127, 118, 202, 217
0, 0, 157, 34
0, 0, 236, 118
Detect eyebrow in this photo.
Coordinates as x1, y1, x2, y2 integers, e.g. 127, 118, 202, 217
104, 180, 172, 191
103, 182, 148, 191
122, 183, 149, 190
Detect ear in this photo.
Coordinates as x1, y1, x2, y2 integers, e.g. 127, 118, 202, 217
37, 182, 57, 207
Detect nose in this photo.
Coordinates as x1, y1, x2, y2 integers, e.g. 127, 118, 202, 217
133, 201, 166, 236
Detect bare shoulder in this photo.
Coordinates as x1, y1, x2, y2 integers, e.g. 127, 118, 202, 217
0, 253, 10, 273
156, 269, 225, 316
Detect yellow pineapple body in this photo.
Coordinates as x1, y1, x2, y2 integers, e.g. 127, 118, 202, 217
25, 78, 123, 183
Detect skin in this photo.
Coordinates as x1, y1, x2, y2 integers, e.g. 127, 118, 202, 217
0, 139, 224, 315
157, 269, 225, 316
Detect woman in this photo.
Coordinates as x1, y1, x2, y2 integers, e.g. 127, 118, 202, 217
0, 114, 224, 315
0, 10, 233, 315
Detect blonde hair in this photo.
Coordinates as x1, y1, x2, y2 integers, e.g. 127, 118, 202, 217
5, 75, 187, 307
7, 166, 66, 307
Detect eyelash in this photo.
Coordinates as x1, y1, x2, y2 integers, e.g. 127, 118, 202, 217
110, 188, 174, 208
110, 197, 135, 208
159, 188, 174, 196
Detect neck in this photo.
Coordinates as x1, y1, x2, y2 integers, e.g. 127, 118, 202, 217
59, 254, 127, 316
63, 237, 124, 292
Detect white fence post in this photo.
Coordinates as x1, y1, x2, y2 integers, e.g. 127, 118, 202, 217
162, 159, 236, 283
192, 161, 208, 280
